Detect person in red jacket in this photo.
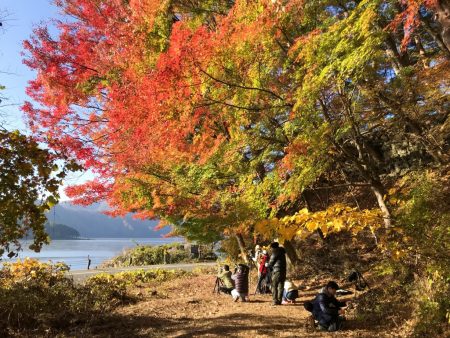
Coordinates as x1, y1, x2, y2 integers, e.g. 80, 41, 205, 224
256, 250, 271, 294
259, 250, 269, 275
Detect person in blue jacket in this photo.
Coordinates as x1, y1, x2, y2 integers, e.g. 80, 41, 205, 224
312, 281, 347, 331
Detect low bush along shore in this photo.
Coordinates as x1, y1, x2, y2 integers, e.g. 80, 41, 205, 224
100, 243, 217, 268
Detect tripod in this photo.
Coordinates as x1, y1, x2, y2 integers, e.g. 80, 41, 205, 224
254, 271, 272, 295
347, 269, 370, 291
213, 276, 224, 294
254, 275, 263, 295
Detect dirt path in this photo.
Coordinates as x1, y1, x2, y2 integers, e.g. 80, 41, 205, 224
82, 274, 395, 338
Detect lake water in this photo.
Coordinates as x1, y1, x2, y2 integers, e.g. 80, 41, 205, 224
2, 238, 184, 270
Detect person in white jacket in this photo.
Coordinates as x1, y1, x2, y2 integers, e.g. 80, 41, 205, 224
282, 279, 299, 304
252, 245, 262, 263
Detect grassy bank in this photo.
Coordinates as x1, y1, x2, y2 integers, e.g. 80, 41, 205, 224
101, 243, 217, 268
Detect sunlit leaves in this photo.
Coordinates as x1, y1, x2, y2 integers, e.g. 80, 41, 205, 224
255, 203, 383, 242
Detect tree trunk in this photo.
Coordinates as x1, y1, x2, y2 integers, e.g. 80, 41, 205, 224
235, 233, 249, 263
421, 12, 450, 58
319, 95, 393, 229
283, 239, 299, 267
370, 180, 392, 228
435, 0, 450, 52
385, 35, 408, 75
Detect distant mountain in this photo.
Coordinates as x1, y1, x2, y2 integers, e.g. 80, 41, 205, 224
45, 223, 80, 239
46, 202, 170, 238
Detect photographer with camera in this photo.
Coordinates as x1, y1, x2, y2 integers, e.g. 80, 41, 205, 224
216, 265, 235, 294
231, 264, 250, 302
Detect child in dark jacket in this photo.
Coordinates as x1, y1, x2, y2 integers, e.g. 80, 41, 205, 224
312, 281, 347, 331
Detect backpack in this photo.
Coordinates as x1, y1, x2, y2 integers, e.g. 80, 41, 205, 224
303, 300, 314, 312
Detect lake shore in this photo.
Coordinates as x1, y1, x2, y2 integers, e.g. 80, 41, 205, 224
2, 238, 184, 270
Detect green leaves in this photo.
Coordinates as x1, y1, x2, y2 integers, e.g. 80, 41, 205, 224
46, 196, 58, 208
0, 130, 76, 255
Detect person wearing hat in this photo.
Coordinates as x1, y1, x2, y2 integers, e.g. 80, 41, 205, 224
311, 281, 347, 331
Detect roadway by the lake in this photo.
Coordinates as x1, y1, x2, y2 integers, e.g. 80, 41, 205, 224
67, 262, 217, 283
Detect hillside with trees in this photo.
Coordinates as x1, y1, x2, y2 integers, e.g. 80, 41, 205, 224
46, 202, 169, 238
44, 223, 80, 239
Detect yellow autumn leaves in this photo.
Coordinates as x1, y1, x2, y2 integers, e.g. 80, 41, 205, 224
0, 258, 69, 288
255, 203, 383, 242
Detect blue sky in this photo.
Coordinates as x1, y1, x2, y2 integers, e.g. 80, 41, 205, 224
0, 0, 93, 200
0, 0, 59, 131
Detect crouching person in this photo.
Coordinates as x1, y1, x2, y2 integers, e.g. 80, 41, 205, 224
231, 264, 249, 302
217, 265, 235, 294
312, 281, 346, 332
282, 279, 299, 304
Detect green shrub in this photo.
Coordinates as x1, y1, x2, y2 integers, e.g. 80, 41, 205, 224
413, 271, 450, 337
380, 171, 450, 336
104, 243, 217, 267
83, 273, 133, 310
104, 243, 189, 267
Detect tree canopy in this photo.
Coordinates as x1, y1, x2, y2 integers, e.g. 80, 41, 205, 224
22, 0, 449, 249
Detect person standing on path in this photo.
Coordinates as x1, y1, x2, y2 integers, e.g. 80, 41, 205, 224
252, 244, 263, 270
256, 250, 270, 294
267, 242, 287, 305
